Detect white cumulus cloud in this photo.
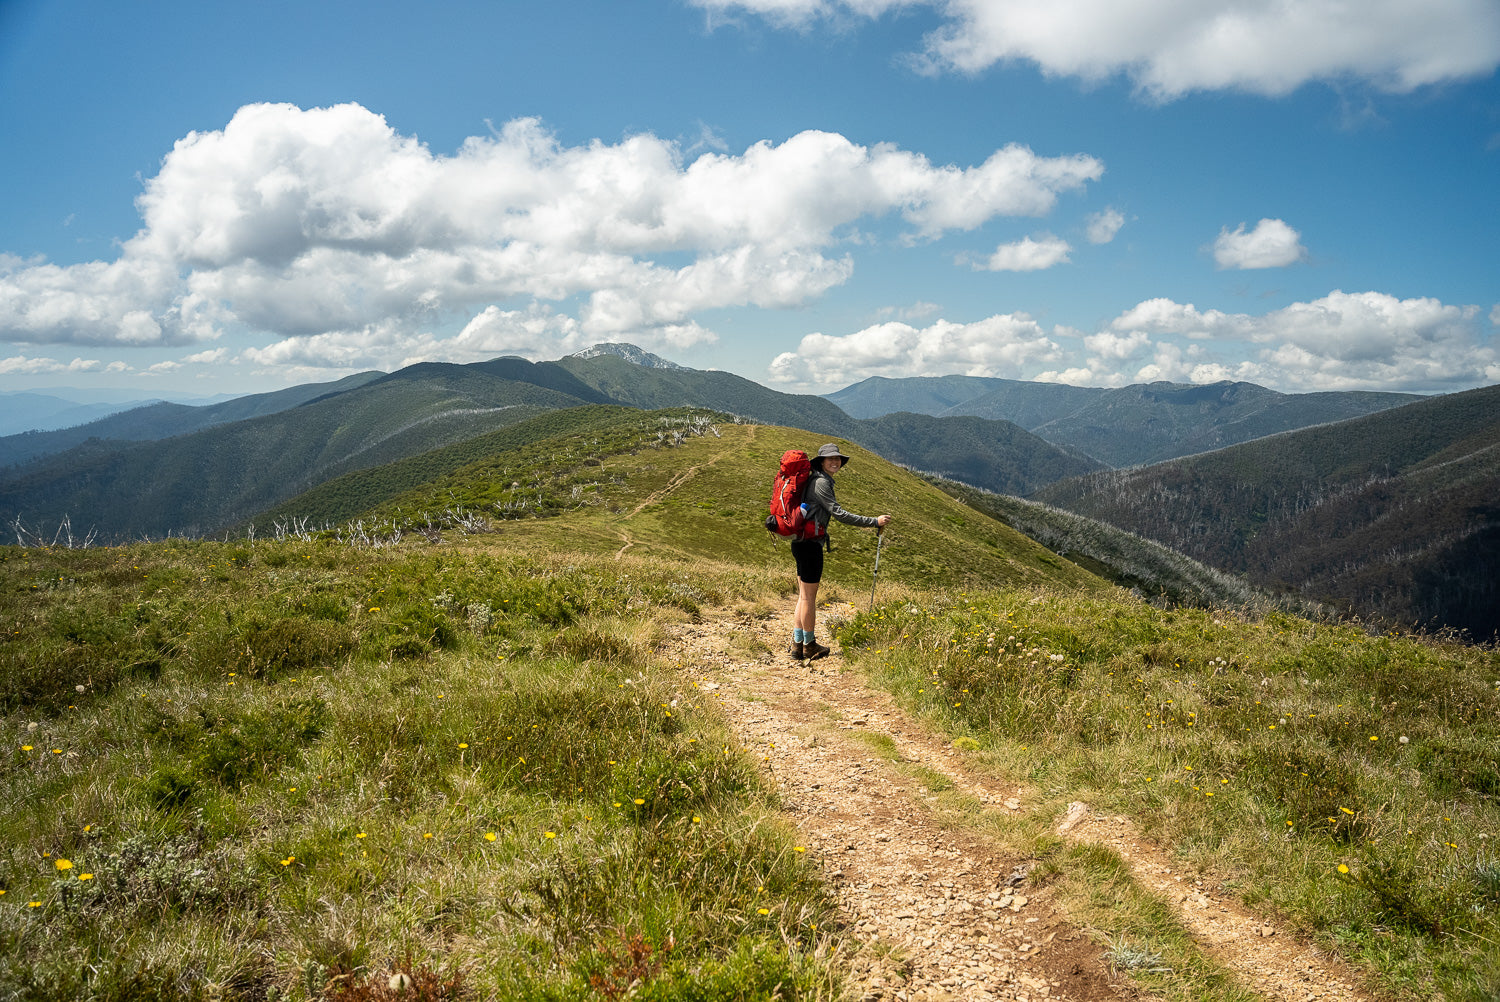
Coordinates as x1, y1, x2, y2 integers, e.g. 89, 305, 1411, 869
182, 348, 229, 365
1106, 290, 1498, 391
0, 103, 1101, 370
875, 300, 943, 322
768, 313, 1065, 388
1085, 207, 1125, 244
772, 289, 1497, 393
1110, 297, 1255, 339
693, 0, 1500, 98
978, 234, 1072, 271
1212, 218, 1307, 270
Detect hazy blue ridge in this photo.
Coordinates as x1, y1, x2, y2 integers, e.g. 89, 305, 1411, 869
824, 375, 1025, 419
855, 412, 1104, 496
0, 372, 594, 540
0, 393, 159, 437
0, 370, 385, 469
826, 375, 1421, 468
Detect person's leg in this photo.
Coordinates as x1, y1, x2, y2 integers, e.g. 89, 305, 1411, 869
790, 540, 829, 660
789, 542, 814, 658
798, 579, 830, 660
796, 579, 818, 634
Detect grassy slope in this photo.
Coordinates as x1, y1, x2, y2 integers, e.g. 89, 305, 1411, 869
555, 356, 1103, 495
0, 541, 840, 1001
0, 371, 595, 540
359, 414, 1107, 597
249, 405, 641, 530
833, 587, 1500, 1002
5, 416, 1499, 1001
0, 422, 1100, 1001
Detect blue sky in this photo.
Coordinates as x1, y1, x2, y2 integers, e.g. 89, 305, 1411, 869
1, 0, 1497, 399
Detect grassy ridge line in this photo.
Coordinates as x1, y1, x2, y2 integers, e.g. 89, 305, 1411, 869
249, 404, 637, 530
552, 354, 1105, 495
358, 416, 1110, 596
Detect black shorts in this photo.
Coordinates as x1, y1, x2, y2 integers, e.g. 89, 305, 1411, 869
791, 538, 824, 584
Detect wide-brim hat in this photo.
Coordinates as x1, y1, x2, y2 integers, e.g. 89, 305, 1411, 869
812, 443, 851, 467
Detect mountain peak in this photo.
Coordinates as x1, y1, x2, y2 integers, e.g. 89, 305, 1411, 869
568, 343, 689, 370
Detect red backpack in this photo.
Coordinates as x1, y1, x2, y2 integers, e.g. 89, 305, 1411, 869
765, 449, 826, 541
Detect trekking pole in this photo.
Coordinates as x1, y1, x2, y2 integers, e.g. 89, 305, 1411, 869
869, 526, 885, 611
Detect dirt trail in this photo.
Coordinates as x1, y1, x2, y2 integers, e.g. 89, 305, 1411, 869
660, 601, 1374, 1002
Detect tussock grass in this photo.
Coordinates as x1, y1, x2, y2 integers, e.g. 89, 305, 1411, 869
0, 540, 840, 1000
839, 588, 1500, 1001
7, 419, 1499, 1000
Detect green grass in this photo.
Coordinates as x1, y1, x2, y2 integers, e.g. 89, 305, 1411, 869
0, 541, 840, 1001
6, 421, 1499, 1001
339, 415, 1109, 598
836, 589, 1500, 1001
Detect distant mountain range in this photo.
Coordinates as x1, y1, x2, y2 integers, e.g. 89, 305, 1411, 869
827, 375, 1421, 467
0, 372, 386, 468
3, 345, 1492, 636
0, 351, 1096, 540
1034, 383, 1500, 638
0, 386, 251, 438
0, 393, 146, 438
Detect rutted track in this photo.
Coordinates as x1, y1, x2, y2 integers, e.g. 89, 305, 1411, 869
661, 601, 1374, 1002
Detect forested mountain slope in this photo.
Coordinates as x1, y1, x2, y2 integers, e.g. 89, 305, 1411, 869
0, 365, 595, 540
1025, 381, 1423, 467
828, 374, 1420, 467
1034, 383, 1500, 636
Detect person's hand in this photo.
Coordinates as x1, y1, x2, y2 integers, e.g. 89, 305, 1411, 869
876, 514, 892, 528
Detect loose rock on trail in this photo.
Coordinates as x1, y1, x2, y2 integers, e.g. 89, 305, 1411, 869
661, 600, 1374, 1002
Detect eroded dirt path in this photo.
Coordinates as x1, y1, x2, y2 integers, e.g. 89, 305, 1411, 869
660, 600, 1375, 1002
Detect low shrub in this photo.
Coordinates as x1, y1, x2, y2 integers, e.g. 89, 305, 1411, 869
235, 618, 353, 678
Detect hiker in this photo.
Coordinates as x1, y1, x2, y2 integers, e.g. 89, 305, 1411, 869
790, 443, 891, 661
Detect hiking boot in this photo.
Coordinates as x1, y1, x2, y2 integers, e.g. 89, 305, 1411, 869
803, 640, 831, 661
787, 641, 805, 660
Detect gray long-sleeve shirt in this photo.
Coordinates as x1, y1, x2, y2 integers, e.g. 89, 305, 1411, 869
805, 471, 879, 531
